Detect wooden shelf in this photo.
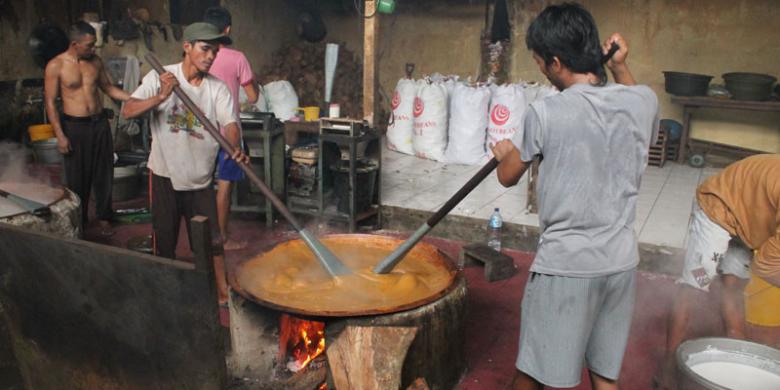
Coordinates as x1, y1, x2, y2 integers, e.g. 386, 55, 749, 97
670, 96, 780, 164
671, 96, 780, 112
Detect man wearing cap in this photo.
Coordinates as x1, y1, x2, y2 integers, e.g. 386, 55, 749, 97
122, 22, 248, 304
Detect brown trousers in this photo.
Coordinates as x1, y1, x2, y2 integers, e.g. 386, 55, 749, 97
150, 173, 221, 259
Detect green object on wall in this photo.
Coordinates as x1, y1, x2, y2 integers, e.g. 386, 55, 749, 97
377, 0, 396, 14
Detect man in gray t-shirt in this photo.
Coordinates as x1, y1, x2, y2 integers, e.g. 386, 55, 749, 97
490, 4, 658, 389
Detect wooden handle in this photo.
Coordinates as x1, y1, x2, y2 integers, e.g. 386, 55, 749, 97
427, 157, 499, 227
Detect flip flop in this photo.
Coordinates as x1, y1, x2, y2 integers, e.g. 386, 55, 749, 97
223, 239, 248, 251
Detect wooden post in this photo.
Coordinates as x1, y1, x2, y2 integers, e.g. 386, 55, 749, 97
190, 215, 214, 276
678, 107, 692, 164
363, 0, 379, 126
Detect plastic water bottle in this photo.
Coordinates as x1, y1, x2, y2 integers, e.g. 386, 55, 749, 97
487, 208, 503, 252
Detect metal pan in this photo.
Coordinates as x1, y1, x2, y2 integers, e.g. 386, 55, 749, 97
231, 234, 459, 317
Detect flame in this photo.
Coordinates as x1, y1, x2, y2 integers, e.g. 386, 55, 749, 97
280, 314, 326, 372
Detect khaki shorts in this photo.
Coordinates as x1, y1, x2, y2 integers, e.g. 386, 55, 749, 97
678, 200, 752, 291
516, 269, 636, 387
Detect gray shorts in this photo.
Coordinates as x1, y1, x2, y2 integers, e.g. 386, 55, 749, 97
516, 269, 636, 387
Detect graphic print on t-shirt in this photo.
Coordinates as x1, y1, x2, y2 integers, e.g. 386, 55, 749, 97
166, 104, 205, 139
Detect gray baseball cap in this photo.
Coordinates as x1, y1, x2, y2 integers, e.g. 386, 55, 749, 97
183, 22, 232, 45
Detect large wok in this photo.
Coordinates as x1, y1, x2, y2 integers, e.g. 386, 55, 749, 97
231, 234, 459, 317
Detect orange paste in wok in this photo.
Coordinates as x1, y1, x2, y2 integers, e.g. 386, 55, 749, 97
236, 235, 456, 314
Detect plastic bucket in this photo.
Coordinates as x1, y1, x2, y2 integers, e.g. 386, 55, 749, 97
297, 106, 320, 122
32, 138, 63, 164
745, 271, 780, 327
28, 124, 54, 142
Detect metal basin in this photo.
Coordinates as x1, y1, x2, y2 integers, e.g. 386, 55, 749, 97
677, 337, 780, 389
232, 234, 458, 317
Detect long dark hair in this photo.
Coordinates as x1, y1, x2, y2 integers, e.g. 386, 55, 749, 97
525, 3, 608, 85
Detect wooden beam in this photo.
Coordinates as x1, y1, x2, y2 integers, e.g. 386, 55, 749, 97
362, 0, 379, 126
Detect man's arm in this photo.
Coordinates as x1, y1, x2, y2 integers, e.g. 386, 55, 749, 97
44, 59, 70, 154
97, 59, 131, 102
122, 72, 177, 119
603, 33, 636, 86
221, 121, 249, 164
491, 140, 529, 187
237, 53, 258, 104
242, 81, 259, 104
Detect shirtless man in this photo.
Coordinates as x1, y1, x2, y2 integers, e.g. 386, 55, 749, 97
44, 21, 130, 235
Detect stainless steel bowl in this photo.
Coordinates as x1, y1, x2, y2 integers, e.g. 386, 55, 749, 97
677, 337, 780, 389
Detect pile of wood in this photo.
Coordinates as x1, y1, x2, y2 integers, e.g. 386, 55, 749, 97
260, 42, 363, 119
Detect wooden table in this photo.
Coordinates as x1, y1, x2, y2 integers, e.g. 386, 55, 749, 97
671, 96, 780, 164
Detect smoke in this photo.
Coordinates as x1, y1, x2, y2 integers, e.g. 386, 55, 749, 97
0, 142, 47, 185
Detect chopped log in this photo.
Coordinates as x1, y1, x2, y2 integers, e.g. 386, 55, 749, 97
326, 326, 418, 390
260, 41, 365, 119
326, 275, 468, 390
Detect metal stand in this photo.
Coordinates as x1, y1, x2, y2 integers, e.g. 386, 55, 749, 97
317, 125, 382, 233
233, 113, 286, 227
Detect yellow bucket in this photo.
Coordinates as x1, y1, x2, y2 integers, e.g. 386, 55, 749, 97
745, 271, 780, 327
28, 124, 55, 142
298, 106, 320, 122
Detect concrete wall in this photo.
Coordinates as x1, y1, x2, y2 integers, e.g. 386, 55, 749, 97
0, 0, 69, 81
323, 3, 486, 107
324, 0, 780, 153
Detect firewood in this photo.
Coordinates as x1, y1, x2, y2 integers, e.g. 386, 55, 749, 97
326, 326, 418, 390
260, 41, 365, 118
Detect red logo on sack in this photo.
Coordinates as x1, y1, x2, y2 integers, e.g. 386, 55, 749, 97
391, 91, 401, 110
413, 97, 424, 117
491, 104, 510, 126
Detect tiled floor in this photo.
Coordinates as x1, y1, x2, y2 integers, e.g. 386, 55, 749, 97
381, 146, 723, 250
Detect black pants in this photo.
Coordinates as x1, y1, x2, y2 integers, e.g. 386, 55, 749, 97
151, 173, 222, 259
61, 114, 113, 224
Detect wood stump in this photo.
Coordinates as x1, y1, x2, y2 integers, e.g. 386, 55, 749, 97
326, 274, 467, 390
326, 326, 417, 390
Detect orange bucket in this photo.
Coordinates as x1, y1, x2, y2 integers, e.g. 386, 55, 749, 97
297, 106, 320, 122
745, 271, 780, 327
28, 124, 55, 142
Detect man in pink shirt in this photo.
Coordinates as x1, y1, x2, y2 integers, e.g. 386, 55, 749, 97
205, 6, 259, 250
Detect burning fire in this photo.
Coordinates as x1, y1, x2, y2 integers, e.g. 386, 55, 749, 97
279, 314, 326, 372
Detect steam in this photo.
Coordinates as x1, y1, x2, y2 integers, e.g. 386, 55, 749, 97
0, 142, 49, 185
